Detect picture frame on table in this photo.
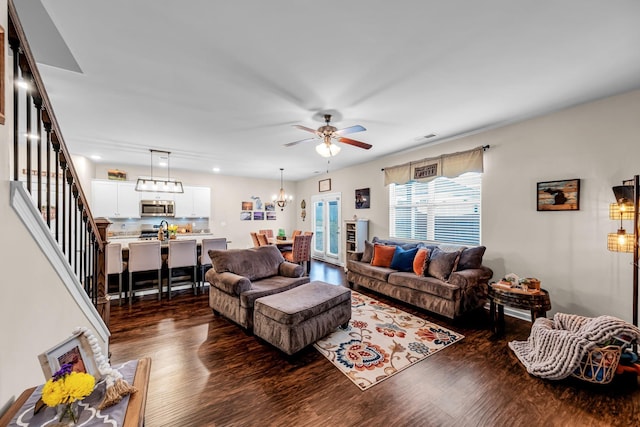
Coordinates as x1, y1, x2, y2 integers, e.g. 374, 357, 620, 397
319, 178, 331, 192
38, 331, 101, 381
536, 178, 580, 211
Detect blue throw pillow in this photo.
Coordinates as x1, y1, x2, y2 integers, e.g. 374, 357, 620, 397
390, 246, 419, 272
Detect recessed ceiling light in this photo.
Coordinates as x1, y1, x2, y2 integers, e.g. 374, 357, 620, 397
90, 154, 102, 160
158, 161, 167, 167
212, 167, 220, 173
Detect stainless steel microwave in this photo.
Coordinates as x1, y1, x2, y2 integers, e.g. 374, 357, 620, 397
140, 200, 175, 217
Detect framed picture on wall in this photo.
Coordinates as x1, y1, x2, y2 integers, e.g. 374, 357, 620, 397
537, 178, 580, 211
319, 179, 331, 192
355, 188, 370, 209
253, 211, 264, 220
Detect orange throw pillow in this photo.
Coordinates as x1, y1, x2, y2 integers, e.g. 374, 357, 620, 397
413, 248, 430, 276
371, 244, 397, 267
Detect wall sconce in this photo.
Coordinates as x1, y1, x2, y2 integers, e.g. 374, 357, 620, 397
607, 176, 640, 327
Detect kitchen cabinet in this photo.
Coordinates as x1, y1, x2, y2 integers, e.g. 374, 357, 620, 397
91, 180, 140, 218
174, 186, 211, 218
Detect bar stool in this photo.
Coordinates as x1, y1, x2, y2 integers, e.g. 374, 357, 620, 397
199, 238, 227, 292
106, 242, 126, 306
128, 241, 162, 305
168, 239, 198, 299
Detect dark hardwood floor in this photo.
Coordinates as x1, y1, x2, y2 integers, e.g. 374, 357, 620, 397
108, 262, 640, 427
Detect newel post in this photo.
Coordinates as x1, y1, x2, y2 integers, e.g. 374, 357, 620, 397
95, 217, 112, 328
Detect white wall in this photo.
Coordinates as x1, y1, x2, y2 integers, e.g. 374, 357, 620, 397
94, 164, 297, 248
295, 89, 640, 323
1, 3, 106, 411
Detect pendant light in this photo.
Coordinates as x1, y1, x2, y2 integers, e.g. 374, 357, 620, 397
135, 149, 184, 193
272, 168, 293, 210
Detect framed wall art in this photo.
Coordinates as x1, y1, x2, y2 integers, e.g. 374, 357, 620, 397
537, 178, 580, 211
355, 188, 370, 209
38, 331, 101, 380
319, 178, 331, 192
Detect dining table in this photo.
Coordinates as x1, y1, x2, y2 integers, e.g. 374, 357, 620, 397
268, 237, 294, 247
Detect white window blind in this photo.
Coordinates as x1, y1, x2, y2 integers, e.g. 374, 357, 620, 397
389, 172, 481, 245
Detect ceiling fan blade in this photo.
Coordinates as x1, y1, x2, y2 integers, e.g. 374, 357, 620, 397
335, 125, 366, 136
337, 137, 372, 150
293, 125, 320, 135
284, 137, 318, 147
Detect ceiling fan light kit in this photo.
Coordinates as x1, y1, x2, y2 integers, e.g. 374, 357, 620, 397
287, 114, 372, 157
316, 140, 341, 157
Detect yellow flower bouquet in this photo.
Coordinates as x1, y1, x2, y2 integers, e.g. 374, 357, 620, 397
41, 363, 95, 423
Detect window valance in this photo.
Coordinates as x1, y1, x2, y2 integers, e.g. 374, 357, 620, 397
383, 146, 485, 186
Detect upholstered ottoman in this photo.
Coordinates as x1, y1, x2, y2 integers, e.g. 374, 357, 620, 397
253, 281, 351, 355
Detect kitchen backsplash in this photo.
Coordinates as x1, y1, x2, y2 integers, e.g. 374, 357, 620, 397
108, 217, 210, 236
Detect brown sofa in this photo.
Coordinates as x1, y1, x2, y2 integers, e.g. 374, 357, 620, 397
346, 237, 493, 320
206, 245, 310, 329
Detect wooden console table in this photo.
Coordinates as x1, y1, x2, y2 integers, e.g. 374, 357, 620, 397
488, 285, 551, 335
0, 357, 151, 427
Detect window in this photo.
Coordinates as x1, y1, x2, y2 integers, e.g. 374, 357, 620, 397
389, 172, 481, 245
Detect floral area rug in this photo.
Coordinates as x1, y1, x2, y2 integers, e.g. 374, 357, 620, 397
314, 290, 464, 390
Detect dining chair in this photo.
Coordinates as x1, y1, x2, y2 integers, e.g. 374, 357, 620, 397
128, 240, 162, 305
259, 229, 274, 238
304, 231, 314, 236
168, 239, 198, 299
199, 237, 227, 291
257, 233, 269, 246
250, 232, 260, 247
292, 230, 302, 238
106, 242, 127, 306
281, 234, 313, 275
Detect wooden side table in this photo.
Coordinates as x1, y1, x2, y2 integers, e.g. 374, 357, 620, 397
488, 285, 551, 335
0, 357, 151, 427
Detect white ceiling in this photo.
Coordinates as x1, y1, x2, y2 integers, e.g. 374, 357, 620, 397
14, 0, 640, 181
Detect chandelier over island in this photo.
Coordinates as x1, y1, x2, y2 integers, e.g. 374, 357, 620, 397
273, 168, 293, 211
135, 149, 184, 193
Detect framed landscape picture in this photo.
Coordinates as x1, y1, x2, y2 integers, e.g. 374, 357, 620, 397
537, 178, 580, 211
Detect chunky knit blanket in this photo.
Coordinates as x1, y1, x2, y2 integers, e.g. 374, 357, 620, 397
508, 313, 640, 380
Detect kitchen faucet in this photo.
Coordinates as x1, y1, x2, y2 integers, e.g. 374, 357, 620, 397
158, 220, 169, 241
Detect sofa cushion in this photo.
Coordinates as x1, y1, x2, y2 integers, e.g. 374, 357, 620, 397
239, 275, 310, 309
347, 260, 396, 282
457, 246, 486, 270
413, 248, 430, 276
209, 245, 284, 281
361, 240, 374, 263
373, 237, 422, 250
371, 244, 397, 267
427, 247, 461, 281
390, 246, 419, 272
388, 272, 460, 301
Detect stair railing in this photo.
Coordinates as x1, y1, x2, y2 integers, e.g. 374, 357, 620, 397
7, 0, 110, 327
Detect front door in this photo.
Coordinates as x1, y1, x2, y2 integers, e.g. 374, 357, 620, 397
311, 192, 341, 265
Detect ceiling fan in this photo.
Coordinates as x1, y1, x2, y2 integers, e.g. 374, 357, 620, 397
285, 114, 372, 157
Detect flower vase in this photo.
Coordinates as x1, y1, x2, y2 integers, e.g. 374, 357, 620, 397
55, 401, 79, 426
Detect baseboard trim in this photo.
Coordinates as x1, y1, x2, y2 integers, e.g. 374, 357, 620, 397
10, 182, 110, 343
